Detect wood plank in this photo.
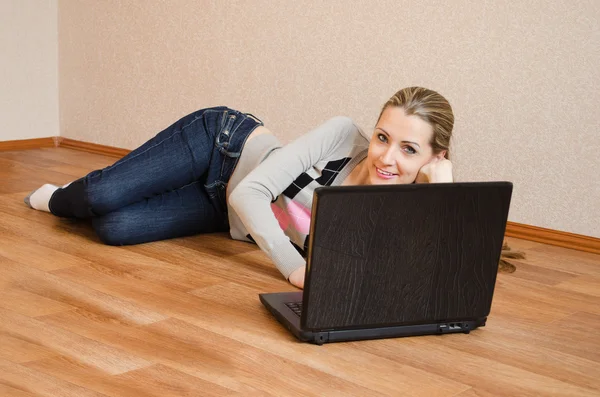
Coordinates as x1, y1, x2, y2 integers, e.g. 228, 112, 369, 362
556, 275, 600, 297
490, 278, 577, 325
110, 364, 239, 396
0, 332, 57, 364
357, 338, 598, 397
27, 356, 241, 397
0, 383, 39, 397
31, 309, 386, 396
125, 238, 290, 291
0, 308, 151, 375
453, 388, 504, 397
486, 314, 600, 364
496, 274, 600, 316
438, 322, 600, 392
0, 357, 108, 397
0, 233, 92, 271
145, 318, 385, 397
0, 257, 167, 326
0, 211, 231, 293
500, 261, 579, 286
0, 288, 74, 317
29, 313, 252, 395
26, 355, 151, 397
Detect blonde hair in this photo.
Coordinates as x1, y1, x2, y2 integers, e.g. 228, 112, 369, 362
378, 87, 454, 159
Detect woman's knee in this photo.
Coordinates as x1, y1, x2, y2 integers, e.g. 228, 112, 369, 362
92, 213, 136, 246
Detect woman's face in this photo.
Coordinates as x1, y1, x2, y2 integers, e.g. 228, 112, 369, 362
366, 106, 443, 185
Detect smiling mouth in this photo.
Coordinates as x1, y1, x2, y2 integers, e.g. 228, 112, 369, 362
375, 167, 397, 178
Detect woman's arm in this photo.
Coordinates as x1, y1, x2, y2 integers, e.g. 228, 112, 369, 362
229, 116, 360, 286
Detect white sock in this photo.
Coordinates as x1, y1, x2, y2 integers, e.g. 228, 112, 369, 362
24, 184, 59, 212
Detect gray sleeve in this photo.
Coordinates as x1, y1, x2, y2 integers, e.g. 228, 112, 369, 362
228, 116, 358, 279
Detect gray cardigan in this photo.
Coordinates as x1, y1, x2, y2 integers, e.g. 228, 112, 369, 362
228, 116, 369, 279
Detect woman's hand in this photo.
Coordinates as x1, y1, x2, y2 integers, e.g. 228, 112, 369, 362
288, 266, 306, 289
415, 158, 453, 183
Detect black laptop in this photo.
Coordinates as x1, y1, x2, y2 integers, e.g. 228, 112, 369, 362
259, 182, 513, 345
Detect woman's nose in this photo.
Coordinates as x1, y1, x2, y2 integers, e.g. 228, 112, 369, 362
380, 146, 396, 165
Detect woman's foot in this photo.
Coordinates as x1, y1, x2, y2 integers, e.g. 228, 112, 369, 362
24, 184, 59, 212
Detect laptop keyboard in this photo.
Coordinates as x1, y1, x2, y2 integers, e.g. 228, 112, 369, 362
285, 301, 302, 317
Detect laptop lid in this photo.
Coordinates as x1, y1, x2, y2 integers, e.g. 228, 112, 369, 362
301, 181, 513, 331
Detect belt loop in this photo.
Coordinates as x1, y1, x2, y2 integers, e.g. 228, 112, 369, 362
244, 112, 263, 125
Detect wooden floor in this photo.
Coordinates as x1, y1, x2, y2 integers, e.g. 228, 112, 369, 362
1, 147, 599, 397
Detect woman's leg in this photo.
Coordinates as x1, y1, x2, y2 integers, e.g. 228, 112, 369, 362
32, 107, 230, 218
91, 180, 227, 245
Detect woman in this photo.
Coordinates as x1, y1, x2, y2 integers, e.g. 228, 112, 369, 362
25, 87, 455, 289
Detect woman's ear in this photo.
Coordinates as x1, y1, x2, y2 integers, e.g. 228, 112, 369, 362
435, 150, 447, 160
427, 150, 447, 164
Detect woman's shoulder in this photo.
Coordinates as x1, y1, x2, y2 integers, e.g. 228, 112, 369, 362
328, 116, 369, 144
315, 116, 369, 158
323, 115, 357, 130
316, 116, 365, 140
269, 116, 367, 159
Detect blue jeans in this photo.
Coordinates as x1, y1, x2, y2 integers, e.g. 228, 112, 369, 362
49, 107, 262, 245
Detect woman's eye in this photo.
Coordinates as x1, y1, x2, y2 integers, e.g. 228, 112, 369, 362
403, 146, 416, 155
377, 133, 387, 143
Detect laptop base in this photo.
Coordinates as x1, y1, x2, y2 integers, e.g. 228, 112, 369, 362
260, 292, 487, 345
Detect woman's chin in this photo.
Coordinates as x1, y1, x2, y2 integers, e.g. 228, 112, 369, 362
368, 173, 415, 185
369, 175, 401, 185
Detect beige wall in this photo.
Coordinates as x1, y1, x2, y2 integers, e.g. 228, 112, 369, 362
1, 0, 59, 140
58, 0, 599, 238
